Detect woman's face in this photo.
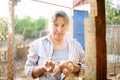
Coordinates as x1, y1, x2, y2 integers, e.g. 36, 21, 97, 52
52, 16, 68, 41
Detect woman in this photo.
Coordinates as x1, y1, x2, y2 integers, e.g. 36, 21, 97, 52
25, 10, 85, 80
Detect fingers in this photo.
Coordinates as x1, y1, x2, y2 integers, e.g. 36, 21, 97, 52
63, 68, 70, 76
44, 60, 55, 72
60, 61, 74, 70
59, 61, 74, 76
44, 60, 75, 76
48, 61, 55, 72
60, 60, 73, 66
63, 63, 74, 75
52, 65, 61, 77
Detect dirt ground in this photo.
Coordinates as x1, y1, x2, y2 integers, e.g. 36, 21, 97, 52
1, 50, 120, 80
13, 58, 34, 80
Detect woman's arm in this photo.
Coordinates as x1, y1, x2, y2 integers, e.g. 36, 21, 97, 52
32, 66, 46, 78
32, 60, 55, 78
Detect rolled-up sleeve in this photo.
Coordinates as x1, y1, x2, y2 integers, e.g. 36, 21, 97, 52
79, 53, 85, 77
74, 40, 85, 76
25, 42, 39, 78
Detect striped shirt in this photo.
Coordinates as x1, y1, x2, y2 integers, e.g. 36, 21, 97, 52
25, 33, 85, 80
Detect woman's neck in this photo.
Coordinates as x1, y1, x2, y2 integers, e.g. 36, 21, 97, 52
53, 39, 64, 44
51, 36, 67, 50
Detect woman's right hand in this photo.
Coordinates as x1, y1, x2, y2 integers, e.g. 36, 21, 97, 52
44, 60, 55, 73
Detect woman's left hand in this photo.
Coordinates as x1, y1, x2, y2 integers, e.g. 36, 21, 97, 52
59, 60, 74, 76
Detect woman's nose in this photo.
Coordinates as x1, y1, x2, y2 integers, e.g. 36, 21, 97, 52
57, 26, 62, 32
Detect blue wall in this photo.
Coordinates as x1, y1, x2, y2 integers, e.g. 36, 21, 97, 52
73, 10, 88, 50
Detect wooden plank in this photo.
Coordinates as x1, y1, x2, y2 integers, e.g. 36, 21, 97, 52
84, 17, 96, 80
95, 0, 107, 80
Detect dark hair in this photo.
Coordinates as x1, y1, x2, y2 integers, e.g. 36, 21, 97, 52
52, 10, 68, 24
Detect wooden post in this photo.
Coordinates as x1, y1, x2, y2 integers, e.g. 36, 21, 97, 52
7, 0, 14, 80
85, 0, 107, 80
95, 0, 107, 80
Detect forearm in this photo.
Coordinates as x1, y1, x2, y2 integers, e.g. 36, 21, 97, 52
32, 66, 47, 78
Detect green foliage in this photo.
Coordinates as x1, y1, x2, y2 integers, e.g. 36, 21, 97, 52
14, 16, 48, 39
0, 17, 8, 41
105, 0, 120, 24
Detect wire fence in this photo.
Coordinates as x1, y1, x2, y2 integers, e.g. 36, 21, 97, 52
106, 25, 120, 80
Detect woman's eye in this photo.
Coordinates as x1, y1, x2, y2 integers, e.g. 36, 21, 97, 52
54, 24, 58, 27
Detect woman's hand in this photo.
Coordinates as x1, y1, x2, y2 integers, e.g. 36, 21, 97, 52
52, 61, 74, 77
59, 61, 74, 76
43, 60, 55, 73
43, 60, 80, 77
52, 64, 62, 77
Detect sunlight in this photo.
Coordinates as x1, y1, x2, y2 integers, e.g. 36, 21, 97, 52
15, 0, 72, 19
0, 0, 9, 17
0, 0, 72, 18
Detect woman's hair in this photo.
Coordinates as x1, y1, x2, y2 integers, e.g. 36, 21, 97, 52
51, 10, 69, 24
